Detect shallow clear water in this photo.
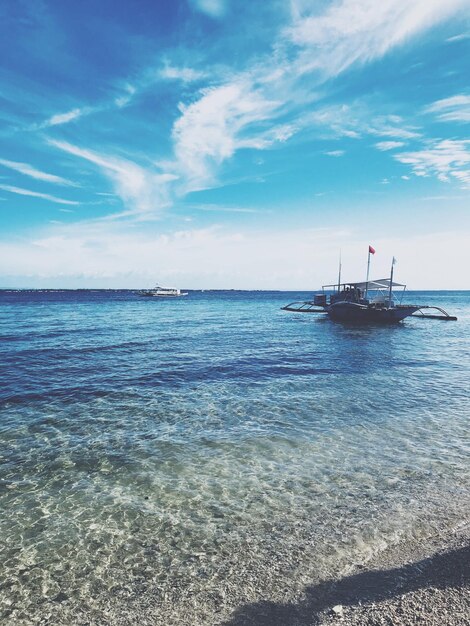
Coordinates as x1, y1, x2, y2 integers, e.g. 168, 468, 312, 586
1, 290, 469, 624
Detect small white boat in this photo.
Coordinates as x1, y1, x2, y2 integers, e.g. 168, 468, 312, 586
138, 286, 188, 298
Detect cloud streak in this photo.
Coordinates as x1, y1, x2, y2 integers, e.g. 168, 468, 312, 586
169, 0, 466, 194
0, 184, 79, 205
287, 0, 469, 77
42, 107, 88, 127
394, 139, 470, 185
166, 1, 468, 197
160, 64, 206, 83
191, 0, 227, 19
0, 158, 77, 186
172, 82, 281, 191
49, 139, 178, 216
424, 94, 470, 122
375, 141, 405, 151
28, 0, 470, 221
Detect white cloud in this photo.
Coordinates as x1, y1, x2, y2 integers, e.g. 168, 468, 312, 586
172, 82, 280, 190
160, 65, 206, 83
43, 108, 86, 127
168, 1, 470, 197
0, 158, 77, 186
424, 94, 470, 122
451, 169, 470, 184
192, 0, 227, 18
375, 141, 405, 151
114, 84, 137, 108
306, 105, 363, 139
41, 88, 136, 128
324, 150, 345, 157
306, 105, 419, 142
446, 32, 470, 42
40, 91, 137, 128
23, 0, 467, 222
270, 124, 298, 142
1, 221, 469, 289
192, 203, 265, 214
287, 0, 469, 78
0, 222, 357, 288
394, 139, 470, 185
370, 124, 420, 139
48, 139, 178, 216
0, 184, 79, 205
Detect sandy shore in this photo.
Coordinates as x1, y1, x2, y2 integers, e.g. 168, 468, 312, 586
223, 521, 470, 626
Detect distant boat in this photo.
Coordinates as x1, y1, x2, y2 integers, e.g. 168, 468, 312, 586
282, 251, 457, 323
138, 286, 188, 298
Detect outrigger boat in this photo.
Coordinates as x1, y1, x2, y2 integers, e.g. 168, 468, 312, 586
138, 286, 188, 298
282, 250, 457, 324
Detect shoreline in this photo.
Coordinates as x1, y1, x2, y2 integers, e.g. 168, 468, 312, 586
223, 520, 470, 625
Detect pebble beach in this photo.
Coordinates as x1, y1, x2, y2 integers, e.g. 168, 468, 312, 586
224, 522, 470, 625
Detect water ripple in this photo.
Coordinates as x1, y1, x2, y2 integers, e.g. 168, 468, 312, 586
0, 290, 469, 624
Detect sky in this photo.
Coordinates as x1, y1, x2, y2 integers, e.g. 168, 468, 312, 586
0, 0, 469, 289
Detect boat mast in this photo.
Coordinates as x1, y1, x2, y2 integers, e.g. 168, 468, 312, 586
388, 257, 396, 307
365, 245, 374, 298
337, 250, 342, 293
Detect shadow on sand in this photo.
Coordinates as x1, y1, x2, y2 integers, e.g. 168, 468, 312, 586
222, 544, 470, 625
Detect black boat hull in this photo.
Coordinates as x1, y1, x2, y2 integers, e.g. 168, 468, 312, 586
327, 302, 419, 324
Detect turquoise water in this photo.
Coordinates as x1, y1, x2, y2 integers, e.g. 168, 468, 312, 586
1, 290, 469, 624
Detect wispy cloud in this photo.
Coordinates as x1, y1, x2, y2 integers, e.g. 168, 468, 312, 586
0, 222, 355, 288
446, 32, 470, 42
307, 105, 419, 141
371, 125, 420, 139
394, 139, 470, 185
324, 150, 345, 157
375, 141, 405, 151
167, 1, 469, 196
21, 0, 469, 221
114, 84, 137, 108
424, 94, 470, 122
172, 82, 280, 191
42, 107, 88, 127
191, 0, 227, 19
286, 0, 469, 78
160, 64, 206, 83
0, 184, 79, 205
192, 203, 266, 214
49, 139, 178, 216
40, 83, 139, 129
0, 158, 77, 186
39, 85, 138, 129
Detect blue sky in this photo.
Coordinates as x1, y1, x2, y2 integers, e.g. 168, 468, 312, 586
1, 0, 469, 288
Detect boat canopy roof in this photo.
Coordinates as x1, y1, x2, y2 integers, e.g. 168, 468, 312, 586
322, 278, 406, 290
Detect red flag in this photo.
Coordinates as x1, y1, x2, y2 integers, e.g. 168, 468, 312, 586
369, 245, 376, 255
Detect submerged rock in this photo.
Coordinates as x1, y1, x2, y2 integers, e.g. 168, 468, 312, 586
332, 604, 344, 616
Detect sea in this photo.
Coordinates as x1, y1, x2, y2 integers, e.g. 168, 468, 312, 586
1, 289, 469, 625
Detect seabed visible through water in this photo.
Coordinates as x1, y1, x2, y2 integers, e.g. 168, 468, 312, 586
1, 290, 469, 624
